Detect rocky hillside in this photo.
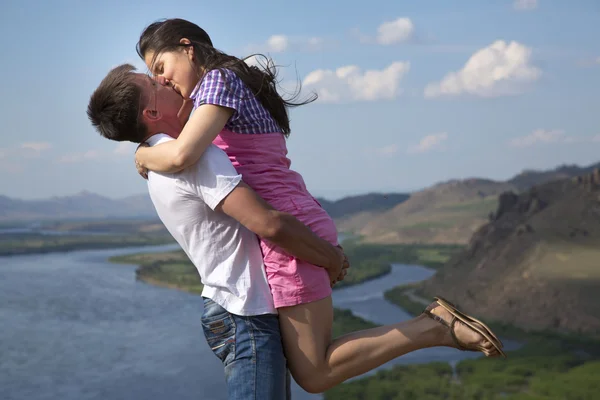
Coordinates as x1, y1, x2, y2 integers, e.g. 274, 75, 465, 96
420, 170, 600, 335
344, 179, 515, 244
344, 162, 600, 245
508, 162, 600, 191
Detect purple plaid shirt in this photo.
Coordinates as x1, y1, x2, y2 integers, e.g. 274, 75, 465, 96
190, 69, 282, 134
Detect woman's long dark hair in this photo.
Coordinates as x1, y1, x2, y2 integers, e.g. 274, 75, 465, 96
137, 18, 316, 136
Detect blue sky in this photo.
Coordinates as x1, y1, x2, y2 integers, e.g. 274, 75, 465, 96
1, 0, 599, 200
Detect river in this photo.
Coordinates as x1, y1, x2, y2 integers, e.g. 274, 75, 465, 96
0, 244, 518, 400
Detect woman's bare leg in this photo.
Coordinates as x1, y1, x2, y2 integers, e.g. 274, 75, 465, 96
279, 296, 499, 394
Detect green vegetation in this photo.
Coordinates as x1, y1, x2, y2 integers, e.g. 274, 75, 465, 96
40, 219, 167, 234
341, 284, 600, 400
0, 219, 173, 256
397, 198, 497, 232
325, 343, 599, 400
401, 220, 461, 230
0, 233, 174, 256
112, 250, 203, 294
340, 241, 462, 274
439, 196, 498, 213
384, 284, 428, 316
325, 331, 600, 400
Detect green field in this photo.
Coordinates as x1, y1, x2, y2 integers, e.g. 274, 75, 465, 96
0, 219, 173, 256
368, 284, 600, 400
340, 241, 462, 271
325, 347, 599, 400
0, 233, 174, 256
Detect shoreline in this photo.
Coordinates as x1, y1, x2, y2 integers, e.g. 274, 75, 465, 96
109, 242, 460, 296
0, 236, 175, 257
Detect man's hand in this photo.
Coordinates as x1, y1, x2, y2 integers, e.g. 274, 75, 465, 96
218, 181, 345, 278
327, 246, 345, 287
135, 143, 150, 180
330, 245, 350, 287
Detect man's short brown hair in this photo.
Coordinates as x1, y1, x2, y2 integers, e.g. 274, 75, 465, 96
87, 64, 148, 143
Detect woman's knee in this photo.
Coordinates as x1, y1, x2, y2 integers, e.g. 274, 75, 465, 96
292, 370, 331, 394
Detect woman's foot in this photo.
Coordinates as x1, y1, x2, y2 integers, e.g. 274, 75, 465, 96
423, 300, 505, 358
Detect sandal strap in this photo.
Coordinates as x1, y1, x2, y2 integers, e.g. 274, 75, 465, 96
423, 304, 468, 351
423, 306, 450, 329
449, 317, 468, 351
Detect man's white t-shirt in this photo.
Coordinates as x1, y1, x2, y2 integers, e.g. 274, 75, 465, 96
145, 134, 275, 316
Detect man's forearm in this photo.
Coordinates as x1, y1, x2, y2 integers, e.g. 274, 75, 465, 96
217, 181, 341, 271
266, 210, 341, 271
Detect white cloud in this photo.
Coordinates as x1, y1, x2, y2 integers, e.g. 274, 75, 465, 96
514, 0, 538, 11
244, 55, 261, 67
21, 142, 52, 152
266, 35, 289, 52
509, 129, 565, 147
58, 150, 101, 163
246, 35, 326, 54
302, 61, 410, 103
408, 133, 448, 154
114, 142, 137, 156
424, 40, 541, 98
244, 54, 276, 70
376, 18, 415, 45
354, 17, 415, 45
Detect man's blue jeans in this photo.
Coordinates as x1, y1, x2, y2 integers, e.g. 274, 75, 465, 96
201, 297, 291, 400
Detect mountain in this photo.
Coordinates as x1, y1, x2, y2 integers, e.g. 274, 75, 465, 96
3, 161, 598, 232
0, 191, 158, 221
508, 162, 600, 191
348, 179, 516, 244
0, 191, 408, 223
420, 169, 600, 335
316, 193, 410, 219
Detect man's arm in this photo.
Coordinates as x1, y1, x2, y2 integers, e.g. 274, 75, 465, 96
216, 181, 344, 280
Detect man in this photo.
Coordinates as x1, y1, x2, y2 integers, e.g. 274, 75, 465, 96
87, 64, 347, 399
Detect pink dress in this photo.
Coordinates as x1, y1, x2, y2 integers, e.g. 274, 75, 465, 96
191, 69, 338, 308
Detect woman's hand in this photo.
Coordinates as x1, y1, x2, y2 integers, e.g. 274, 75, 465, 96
135, 143, 150, 180
178, 98, 195, 125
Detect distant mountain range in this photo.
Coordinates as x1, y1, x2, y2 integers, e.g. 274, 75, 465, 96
421, 169, 600, 335
0, 190, 408, 223
0, 191, 158, 222
2, 162, 599, 231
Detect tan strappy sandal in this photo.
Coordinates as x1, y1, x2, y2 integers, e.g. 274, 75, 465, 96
423, 296, 507, 358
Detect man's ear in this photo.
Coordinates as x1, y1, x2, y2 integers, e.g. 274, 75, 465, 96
141, 108, 162, 123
